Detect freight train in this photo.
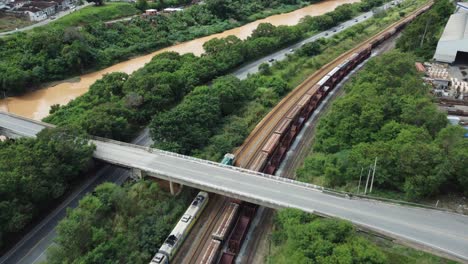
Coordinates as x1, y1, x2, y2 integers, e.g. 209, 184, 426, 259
249, 3, 433, 176
153, 4, 433, 264
150, 191, 209, 264
197, 3, 434, 263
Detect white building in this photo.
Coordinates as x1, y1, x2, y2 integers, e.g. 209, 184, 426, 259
433, 7, 468, 64
22, 7, 47, 21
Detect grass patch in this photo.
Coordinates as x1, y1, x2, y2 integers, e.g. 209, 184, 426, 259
0, 15, 34, 32
47, 3, 140, 29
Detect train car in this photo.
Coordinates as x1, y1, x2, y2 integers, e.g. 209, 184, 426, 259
150, 192, 209, 264
297, 94, 314, 120
275, 117, 294, 152
249, 152, 269, 172
212, 202, 240, 241
262, 133, 282, 174
219, 251, 236, 264
221, 153, 235, 165
325, 66, 343, 88
227, 204, 257, 254
199, 239, 222, 264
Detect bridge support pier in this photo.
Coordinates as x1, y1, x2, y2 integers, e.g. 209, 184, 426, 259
131, 168, 146, 180
169, 181, 183, 196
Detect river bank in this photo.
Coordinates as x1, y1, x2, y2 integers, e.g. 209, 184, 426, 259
0, 0, 359, 120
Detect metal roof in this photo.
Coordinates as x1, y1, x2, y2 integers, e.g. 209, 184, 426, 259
439, 12, 468, 42
457, 2, 468, 11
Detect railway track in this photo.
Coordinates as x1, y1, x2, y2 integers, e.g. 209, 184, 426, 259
173, 2, 433, 263
234, 1, 433, 169
188, 198, 228, 264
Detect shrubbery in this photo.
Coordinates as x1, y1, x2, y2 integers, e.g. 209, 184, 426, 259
45, 0, 386, 141
270, 209, 387, 264
46, 181, 193, 264
0, 0, 336, 95
0, 127, 95, 248
298, 51, 468, 199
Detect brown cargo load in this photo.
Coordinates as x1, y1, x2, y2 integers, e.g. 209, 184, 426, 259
262, 133, 281, 155
199, 239, 221, 264
248, 152, 268, 172
274, 118, 293, 136
297, 94, 312, 107
212, 203, 240, 241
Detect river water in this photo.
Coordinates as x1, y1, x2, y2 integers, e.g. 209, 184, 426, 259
0, 0, 359, 120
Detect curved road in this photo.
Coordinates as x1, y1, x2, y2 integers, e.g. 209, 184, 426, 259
0, 1, 408, 263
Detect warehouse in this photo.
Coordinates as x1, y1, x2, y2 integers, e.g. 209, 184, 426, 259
433, 5, 468, 64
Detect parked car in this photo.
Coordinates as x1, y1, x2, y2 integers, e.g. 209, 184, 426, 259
268, 58, 275, 63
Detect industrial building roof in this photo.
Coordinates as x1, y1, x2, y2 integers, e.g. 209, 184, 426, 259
457, 2, 468, 11
439, 12, 468, 42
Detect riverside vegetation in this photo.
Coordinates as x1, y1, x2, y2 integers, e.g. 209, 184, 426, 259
296, 0, 466, 200
1, 0, 327, 95
1, 0, 387, 255
41, 1, 450, 263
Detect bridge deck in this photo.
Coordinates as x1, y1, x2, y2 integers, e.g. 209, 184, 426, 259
2, 111, 468, 261
93, 140, 468, 261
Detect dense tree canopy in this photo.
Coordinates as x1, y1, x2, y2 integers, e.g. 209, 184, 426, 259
396, 0, 454, 59
298, 51, 468, 199
0, 0, 336, 96
0, 127, 94, 248
47, 181, 193, 264
270, 209, 387, 264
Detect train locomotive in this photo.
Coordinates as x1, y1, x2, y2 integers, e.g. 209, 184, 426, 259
150, 191, 209, 264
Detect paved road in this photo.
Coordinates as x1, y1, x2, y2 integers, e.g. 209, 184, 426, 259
2, 112, 468, 261
0, 112, 152, 264
232, 0, 402, 80
0, 1, 412, 262
0, 3, 91, 37
91, 140, 468, 261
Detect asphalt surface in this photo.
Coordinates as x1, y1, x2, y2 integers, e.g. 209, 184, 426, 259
89, 140, 468, 261
0, 1, 415, 262
232, 1, 402, 80
0, 112, 152, 264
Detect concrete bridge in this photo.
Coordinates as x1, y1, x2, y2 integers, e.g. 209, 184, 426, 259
1, 111, 468, 262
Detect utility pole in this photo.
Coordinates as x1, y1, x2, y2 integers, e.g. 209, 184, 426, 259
357, 167, 364, 194
364, 165, 372, 195
369, 157, 378, 193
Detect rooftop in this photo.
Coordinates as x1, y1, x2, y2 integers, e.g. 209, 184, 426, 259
439, 12, 468, 42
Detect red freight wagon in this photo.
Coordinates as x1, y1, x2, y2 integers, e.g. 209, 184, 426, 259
199, 239, 221, 264
275, 118, 294, 148
248, 152, 268, 172
227, 205, 257, 254
306, 84, 322, 96
219, 252, 236, 264
212, 202, 240, 241
274, 117, 293, 137
262, 133, 281, 156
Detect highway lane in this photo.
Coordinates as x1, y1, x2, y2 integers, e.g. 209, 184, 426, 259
92, 140, 468, 261
232, 0, 402, 80
0, 125, 152, 264
0, 1, 411, 262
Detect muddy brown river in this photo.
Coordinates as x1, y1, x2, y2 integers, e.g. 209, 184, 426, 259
0, 0, 359, 120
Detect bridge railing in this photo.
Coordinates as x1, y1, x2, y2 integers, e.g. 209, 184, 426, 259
90, 136, 326, 192
90, 136, 465, 214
